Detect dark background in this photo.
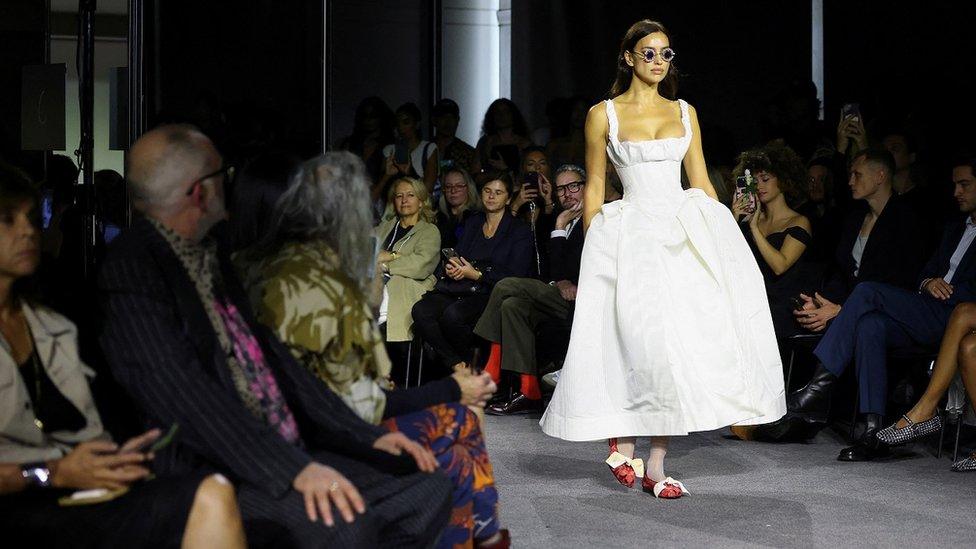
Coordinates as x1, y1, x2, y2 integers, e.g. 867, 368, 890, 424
2, 1, 976, 176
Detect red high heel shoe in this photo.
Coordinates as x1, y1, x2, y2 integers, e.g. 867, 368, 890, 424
641, 475, 690, 499
606, 438, 644, 488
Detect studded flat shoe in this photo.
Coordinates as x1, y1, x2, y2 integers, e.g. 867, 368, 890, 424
951, 453, 976, 472
876, 413, 942, 446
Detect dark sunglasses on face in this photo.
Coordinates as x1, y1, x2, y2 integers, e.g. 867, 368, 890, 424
555, 181, 584, 196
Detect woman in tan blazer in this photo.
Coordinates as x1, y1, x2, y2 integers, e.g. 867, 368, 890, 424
375, 176, 441, 344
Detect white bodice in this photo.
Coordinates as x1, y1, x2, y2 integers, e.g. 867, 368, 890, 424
605, 98, 692, 206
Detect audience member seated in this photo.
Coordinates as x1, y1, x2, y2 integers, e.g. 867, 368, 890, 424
378, 102, 439, 200
509, 146, 555, 277
475, 164, 588, 415
412, 171, 534, 372
732, 143, 814, 340
436, 167, 481, 248
876, 301, 976, 471
95, 169, 126, 244
236, 153, 508, 548
98, 124, 452, 547
798, 156, 843, 262
792, 149, 925, 334
545, 96, 588, 169
227, 151, 302, 251
881, 127, 948, 251
473, 99, 533, 174
0, 164, 246, 548
432, 99, 476, 175
787, 156, 976, 462
373, 177, 441, 362
337, 96, 395, 185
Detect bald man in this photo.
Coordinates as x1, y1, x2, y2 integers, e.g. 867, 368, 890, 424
98, 125, 451, 548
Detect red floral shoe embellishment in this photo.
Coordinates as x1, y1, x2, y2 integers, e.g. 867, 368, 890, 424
606, 438, 644, 488
642, 475, 690, 499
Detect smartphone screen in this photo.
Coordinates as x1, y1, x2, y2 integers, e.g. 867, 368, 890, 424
841, 103, 861, 121
394, 140, 410, 165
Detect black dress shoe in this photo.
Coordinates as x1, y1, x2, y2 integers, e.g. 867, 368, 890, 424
786, 363, 838, 423
837, 413, 891, 462
485, 392, 541, 416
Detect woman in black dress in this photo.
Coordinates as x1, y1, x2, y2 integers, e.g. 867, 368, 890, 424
732, 143, 814, 340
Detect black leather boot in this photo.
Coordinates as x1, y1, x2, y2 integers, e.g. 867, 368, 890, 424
786, 363, 838, 423
837, 413, 891, 462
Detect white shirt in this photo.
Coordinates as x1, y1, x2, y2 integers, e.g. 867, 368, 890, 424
945, 217, 976, 284
550, 216, 581, 240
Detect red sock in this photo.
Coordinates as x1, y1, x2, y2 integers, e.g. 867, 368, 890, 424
485, 343, 502, 383
520, 374, 542, 400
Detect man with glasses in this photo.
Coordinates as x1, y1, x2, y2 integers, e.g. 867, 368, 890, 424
474, 164, 588, 415
99, 124, 452, 547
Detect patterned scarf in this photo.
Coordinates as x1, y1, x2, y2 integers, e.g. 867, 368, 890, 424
149, 219, 301, 444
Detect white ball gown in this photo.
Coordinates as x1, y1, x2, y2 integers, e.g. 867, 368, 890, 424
540, 99, 786, 441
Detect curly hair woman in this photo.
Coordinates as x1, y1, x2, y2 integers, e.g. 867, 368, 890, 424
732, 141, 814, 339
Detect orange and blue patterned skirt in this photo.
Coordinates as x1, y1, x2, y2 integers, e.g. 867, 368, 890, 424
384, 402, 499, 548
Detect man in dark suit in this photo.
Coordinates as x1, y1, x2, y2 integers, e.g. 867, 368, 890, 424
789, 157, 976, 461
475, 164, 587, 414
99, 124, 451, 548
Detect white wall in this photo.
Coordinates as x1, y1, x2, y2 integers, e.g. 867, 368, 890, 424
50, 36, 127, 175
442, 0, 499, 145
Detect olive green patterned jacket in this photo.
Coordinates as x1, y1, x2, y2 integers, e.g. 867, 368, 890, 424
238, 240, 392, 425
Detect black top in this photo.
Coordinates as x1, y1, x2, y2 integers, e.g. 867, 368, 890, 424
822, 195, 926, 304
19, 347, 87, 434
435, 211, 534, 292
743, 225, 816, 338
436, 208, 475, 249
382, 377, 462, 419
548, 218, 586, 285
383, 222, 414, 251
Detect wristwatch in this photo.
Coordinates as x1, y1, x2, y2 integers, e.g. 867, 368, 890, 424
21, 462, 52, 488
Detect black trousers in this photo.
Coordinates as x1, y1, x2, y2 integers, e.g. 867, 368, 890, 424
239, 450, 453, 548
411, 291, 490, 367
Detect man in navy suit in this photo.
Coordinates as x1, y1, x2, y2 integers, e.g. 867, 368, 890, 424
788, 156, 976, 461
475, 164, 588, 415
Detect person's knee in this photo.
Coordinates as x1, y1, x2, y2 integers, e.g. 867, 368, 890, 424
412, 298, 436, 323
442, 302, 471, 327
493, 277, 521, 298
192, 474, 239, 519
951, 302, 976, 325
499, 296, 528, 318
959, 332, 976, 360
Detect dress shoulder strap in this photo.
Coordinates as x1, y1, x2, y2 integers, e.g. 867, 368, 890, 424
604, 99, 619, 142
678, 99, 690, 127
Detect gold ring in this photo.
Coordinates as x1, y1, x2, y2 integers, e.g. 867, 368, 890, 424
329, 481, 340, 492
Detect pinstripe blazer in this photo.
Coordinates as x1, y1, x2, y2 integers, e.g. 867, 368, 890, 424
98, 217, 388, 498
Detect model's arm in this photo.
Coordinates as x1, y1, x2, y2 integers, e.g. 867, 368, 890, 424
682, 104, 717, 200
582, 103, 609, 231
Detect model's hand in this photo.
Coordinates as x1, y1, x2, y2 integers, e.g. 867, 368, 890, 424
52, 440, 153, 491
292, 463, 365, 526
554, 280, 578, 301
924, 278, 954, 300
373, 433, 438, 473
451, 370, 497, 407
